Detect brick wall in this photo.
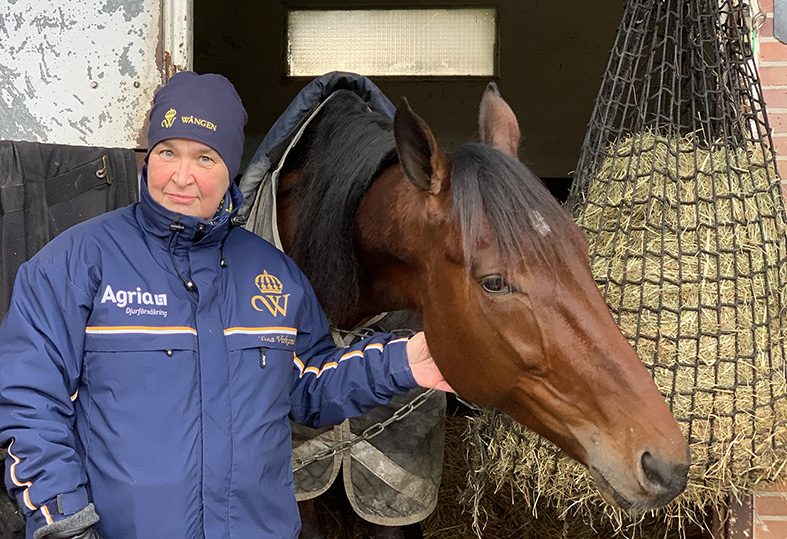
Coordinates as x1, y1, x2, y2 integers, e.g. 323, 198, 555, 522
759, 0, 787, 174
753, 485, 787, 539
749, 5, 787, 538
726, 6, 787, 539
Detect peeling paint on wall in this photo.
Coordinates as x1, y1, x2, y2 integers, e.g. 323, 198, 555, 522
0, 0, 163, 148
101, 0, 144, 24
118, 43, 138, 77
0, 65, 48, 141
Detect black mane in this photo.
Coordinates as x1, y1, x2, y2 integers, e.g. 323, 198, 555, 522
287, 91, 578, 323
287, 91, 396, 321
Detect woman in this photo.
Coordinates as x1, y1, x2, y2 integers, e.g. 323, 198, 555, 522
0, 71, 449, 539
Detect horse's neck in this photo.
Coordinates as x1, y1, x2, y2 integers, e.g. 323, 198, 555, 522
279, 163, 431, 323
353, 165, 428, 315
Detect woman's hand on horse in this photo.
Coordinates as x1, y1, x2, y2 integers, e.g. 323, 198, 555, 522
405, 332, 455, 393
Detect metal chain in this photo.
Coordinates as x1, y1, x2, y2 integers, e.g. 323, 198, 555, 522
292, 387, 436, 471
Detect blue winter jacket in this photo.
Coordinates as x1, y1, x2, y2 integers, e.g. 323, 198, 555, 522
0, 173, 417, 538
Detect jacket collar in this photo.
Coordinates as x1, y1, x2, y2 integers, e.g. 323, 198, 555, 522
137, 167, 243, 251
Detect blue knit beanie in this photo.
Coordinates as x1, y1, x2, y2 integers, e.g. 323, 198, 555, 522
146, 71, 247, 179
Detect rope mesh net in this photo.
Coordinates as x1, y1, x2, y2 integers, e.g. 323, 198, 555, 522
464, 0, 787, 533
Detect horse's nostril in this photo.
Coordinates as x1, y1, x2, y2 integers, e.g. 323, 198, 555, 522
640, 451, 688, 494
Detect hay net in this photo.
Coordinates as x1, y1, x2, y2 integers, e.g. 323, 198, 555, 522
465, 0, 787, 533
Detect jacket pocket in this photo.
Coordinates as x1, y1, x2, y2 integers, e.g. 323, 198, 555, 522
83, 334, 199, 403
226, 338, 294, 414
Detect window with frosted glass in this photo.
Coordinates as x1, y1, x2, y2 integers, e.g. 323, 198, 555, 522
286, 8, 497, 77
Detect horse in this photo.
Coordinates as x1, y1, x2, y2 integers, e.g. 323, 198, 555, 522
272, 83, 690, 526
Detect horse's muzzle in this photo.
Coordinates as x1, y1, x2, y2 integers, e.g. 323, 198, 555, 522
590, 447, 690, 513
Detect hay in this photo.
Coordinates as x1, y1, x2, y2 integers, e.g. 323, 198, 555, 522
423, 415, 710, 538
463, 132, 787, 533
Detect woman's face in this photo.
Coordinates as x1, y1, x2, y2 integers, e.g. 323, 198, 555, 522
147, 138, 230, 220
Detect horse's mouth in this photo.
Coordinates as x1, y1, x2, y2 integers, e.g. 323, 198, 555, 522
590, 463, 687, 513
590, 467, 633, 511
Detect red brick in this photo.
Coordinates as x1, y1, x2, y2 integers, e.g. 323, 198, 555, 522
769, 111, 787, 132
760, 41, 787, 61
774, 136, 787, 157
760, 0, 775, 14
760, 66, 787, 86
755, 519, 787, 539
763, 87, 787, 108
755, 492, 787, 516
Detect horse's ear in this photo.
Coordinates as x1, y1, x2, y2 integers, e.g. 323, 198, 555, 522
479, 82, 520, 159
394, 98, 450, 195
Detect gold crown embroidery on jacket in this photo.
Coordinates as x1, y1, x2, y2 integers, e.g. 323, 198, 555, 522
255, 271, 283, 295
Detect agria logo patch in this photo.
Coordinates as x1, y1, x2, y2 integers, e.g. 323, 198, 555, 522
251, 270, 289, 317
101, 284, 169, 318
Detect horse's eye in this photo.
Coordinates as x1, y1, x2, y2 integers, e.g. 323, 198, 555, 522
479, 274, 510, 294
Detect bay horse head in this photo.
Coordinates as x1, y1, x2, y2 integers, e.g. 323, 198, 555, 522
275, 84, 689, 512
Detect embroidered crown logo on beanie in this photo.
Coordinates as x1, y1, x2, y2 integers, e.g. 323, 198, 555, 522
161, 108, 177, 128
147, 72, 247, 178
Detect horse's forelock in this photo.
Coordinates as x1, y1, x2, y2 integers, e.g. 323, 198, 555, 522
450, 143, 581, 274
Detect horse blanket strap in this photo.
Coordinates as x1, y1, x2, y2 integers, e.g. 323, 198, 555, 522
329, 312, 393, 348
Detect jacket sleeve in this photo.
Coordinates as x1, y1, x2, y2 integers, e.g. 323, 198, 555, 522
288, 275, 418, 427
0, 257, 94, 535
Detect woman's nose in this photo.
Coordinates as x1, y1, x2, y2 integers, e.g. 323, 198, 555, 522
171, 161, 194, 185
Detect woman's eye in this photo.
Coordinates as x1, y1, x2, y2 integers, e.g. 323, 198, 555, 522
479, 274, 511, 295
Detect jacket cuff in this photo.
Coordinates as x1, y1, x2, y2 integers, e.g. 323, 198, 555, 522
388, 338, 418, 391
25, 487, 90, 536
